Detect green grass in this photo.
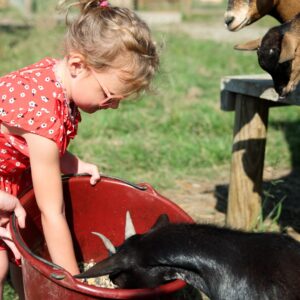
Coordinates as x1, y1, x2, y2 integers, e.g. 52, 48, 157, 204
2, 8, 300, 299
70, 32, 300, 187
3, 280, 17, 300
1, 20, 300, 188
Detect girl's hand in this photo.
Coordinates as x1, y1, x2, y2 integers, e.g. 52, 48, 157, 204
77, 159, 100, 185
0, 192, 26, 259
0, 192, 26, 229
0, 224, 22, 260
60, 151, 100, 185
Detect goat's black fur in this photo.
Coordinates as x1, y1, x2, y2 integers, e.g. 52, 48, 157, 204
76, 215, 300, 300
235, 13, 300, 97
257, 21, 293, 96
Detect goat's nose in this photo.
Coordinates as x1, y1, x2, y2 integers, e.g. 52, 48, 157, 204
275, 85, 284, 97
224, 15, 235, 26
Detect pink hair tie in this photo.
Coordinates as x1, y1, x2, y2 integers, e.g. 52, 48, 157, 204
98, 0, 109, 7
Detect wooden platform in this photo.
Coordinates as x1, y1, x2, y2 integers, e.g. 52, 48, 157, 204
0, 18, 32, 29
221, 75, 300, 230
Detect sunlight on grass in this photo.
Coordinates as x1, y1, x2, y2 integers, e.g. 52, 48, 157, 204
1, 22, 299, 189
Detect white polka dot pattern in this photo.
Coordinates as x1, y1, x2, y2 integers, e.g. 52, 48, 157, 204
0, 57, 81, 195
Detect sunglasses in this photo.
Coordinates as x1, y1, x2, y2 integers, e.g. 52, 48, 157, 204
90, 70, 124, 108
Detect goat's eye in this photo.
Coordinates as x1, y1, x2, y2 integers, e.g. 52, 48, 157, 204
269, 49, 275, 55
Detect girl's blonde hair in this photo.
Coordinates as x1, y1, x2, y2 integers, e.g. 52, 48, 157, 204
58, 0, 159, 96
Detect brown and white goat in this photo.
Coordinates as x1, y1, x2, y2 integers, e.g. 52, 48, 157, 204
235, 13, 300, 97
76, 213, 300, 300
224, 0, 300, 31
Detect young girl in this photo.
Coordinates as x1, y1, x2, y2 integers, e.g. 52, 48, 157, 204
0, 0, 159, 297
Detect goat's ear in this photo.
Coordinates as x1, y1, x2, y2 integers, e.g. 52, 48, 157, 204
279, 32, 299, 63
234, 38, 261, 51
75, 254, 126, 279
151, 214, 170, 230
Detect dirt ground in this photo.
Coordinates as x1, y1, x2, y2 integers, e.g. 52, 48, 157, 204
162, 166, 300, 239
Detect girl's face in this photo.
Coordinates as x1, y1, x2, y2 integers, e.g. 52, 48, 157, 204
66, 54, 127, 113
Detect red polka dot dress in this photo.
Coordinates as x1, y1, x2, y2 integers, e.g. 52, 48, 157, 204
0, 57, 81, 251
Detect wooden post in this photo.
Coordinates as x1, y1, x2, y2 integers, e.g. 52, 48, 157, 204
226, 94, 269, 230
133, 0, 138, 10
24, 0, 32, 16
180, 0, 192, 15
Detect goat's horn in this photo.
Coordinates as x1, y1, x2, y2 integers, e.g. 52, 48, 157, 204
125, 211, 136, 240
92, 232, 116, 254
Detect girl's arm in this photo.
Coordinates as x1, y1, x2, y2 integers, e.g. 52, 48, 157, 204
60, 150, 100, 185
23, 132, 79, 275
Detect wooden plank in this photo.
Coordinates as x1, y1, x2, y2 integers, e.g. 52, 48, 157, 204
220, 90, 236, 111
221, 75, 300, 106
0, 19, 32, 29
226, 94, 269, 230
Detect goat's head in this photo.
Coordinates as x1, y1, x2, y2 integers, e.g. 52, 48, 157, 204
235, 19, 300, 97
75, 213, 171, 289
224, 0, 274, 31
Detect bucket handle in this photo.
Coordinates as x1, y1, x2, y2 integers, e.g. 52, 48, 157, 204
17, 173, 148, 200
62, 173, 148, 191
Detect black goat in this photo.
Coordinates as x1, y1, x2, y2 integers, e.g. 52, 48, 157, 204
76, 214, 300, 300
235, 13, 300, 97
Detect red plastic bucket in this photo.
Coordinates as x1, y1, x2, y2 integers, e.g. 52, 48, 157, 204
10, 175, 194, 299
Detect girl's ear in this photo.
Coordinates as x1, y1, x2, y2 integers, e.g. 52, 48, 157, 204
66, 52, 87, 77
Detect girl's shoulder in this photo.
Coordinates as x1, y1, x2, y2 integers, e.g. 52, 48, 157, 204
0, 57, 64, 112
16, 57, 57, 74
0, 58, 80, 150
1, 57, 57, 81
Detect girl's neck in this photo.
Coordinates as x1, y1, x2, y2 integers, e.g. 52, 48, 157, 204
54, 58, 71, 102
